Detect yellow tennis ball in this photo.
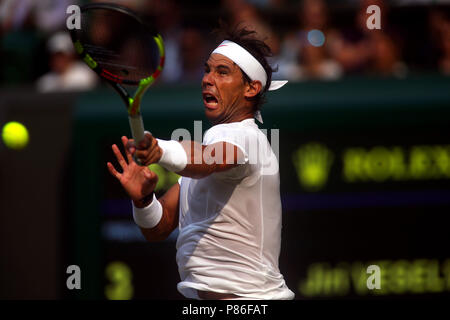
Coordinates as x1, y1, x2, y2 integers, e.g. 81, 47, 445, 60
2, 121, 29, 150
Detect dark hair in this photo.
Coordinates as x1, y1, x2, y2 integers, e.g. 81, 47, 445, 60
213, 23, 276, 111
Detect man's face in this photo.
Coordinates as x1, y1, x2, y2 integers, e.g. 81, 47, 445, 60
202, 53, 249, 124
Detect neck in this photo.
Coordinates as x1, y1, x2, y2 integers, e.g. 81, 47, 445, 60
212, 107, 254, 125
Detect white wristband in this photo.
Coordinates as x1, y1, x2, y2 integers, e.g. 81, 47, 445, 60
157, 139, 188, 172
132, 194, 163, 229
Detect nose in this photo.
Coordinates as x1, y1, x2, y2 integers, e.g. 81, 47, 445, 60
202, 71, 213, 88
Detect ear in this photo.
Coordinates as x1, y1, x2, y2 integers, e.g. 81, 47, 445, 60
244, 80, 262, 99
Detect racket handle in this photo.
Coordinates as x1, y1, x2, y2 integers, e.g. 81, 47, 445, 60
128, 114, 146, 166
129, 114, 145, 143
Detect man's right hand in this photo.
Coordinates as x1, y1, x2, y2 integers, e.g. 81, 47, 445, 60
126, 132, 163, 166
107, 136, 158, 207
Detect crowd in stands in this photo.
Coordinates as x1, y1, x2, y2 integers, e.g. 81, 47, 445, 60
0, 0, 449, 92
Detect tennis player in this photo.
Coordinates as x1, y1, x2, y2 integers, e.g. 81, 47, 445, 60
107, 26, 295, 300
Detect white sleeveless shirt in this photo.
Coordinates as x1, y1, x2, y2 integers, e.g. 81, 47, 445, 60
176, 118, 294, 300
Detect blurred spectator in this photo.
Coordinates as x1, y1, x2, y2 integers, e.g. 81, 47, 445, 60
329, 0, 407, 77
428, 9, 447, 54
143, 0, 184, 83
293, 43, 342, 80
244, 0, 287, 10
1, 0, 449, 87
278, 0, 342, 80
224, 0, 281, 55
36, 32, 98, 93
438, 17, 450, 75
370, 30, 406, 76
0, 0, 77, 35
179, 28, 208, 83
1, 0, 81, 85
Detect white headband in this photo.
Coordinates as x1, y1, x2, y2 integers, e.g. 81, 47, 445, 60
211, 40, 288, 91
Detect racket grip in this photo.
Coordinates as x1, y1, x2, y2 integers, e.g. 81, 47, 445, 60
129, 114, 145, 143
128, 114, 146, 166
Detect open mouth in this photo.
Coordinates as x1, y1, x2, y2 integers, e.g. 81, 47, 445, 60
203, 92, 219, 109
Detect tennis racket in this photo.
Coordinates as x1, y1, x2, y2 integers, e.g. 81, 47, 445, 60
70, 3, 164, 165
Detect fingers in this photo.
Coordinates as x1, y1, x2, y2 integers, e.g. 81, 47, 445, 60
126, 139, 136, 155
112, 144, 127, 170
137, 132, 152, 150
112, 134, 160, 169
145, 167, 158, 180
145, 167, 159, 186
134, 134, 162, 165
150, 170, 159, 183
126, 134, 150, 155
107, 162, 121, 180
121, 136, 133, 163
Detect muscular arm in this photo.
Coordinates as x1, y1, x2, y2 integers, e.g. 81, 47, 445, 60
131, 133, 246, 179
177, 140, 245, 179
135, 182, 180, 242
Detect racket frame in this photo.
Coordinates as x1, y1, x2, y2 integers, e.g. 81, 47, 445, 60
70, 3, 165, 147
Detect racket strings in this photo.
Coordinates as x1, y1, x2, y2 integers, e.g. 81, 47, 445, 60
75, 8, 159, 85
